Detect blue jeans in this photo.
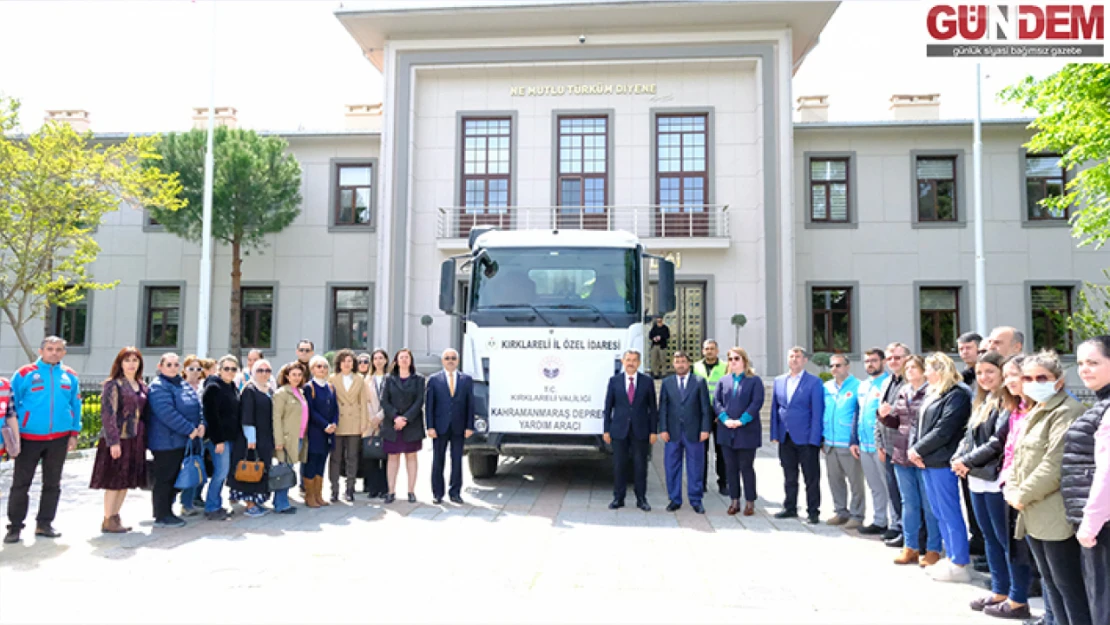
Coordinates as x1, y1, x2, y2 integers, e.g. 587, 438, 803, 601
922, 467, 970, 566
272, 487, 291, 512
970, 490, 1031, 603
893, 464, 942, 553
204, 441, 232, 513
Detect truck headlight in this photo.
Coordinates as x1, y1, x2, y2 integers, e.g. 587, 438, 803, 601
475, 418, 489, 434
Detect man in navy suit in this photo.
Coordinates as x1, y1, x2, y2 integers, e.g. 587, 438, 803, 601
603, 350, 658, 511
425, 348, 474, 505
657, 351, 711, 513
770, 346, 826, 524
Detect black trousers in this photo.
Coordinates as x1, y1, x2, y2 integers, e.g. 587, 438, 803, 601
1081, 525, 1110, 625
612, 436, 649, 503
778, 433, 821, 517
722, 447, 757, 502
361, 457, 387, 495
1028, 535, 1092, 625
151, 448, 185, 520
7, 437, 69, 528
960, 475, 984, 552
431, 429, 465, 499
883, 452, 903, 531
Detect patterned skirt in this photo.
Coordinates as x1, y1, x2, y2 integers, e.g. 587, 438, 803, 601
89, 422, 148, 491
229, 489, 268, 505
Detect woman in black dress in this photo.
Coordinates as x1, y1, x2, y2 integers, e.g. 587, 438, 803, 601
90, 347, 150, 533
227, 360, 275, 518
380, 348, 425, 504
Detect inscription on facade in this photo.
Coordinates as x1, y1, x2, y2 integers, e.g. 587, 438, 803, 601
509, 83, 657, 97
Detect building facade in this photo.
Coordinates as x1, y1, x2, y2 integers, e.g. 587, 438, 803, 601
0, 0, 1104, 381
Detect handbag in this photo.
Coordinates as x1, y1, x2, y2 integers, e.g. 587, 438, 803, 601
362, 435, 386, 460
268, 461, 297, 491
1, 423, 19, 458
174, 438, 207, 490
234, 448, 265, 483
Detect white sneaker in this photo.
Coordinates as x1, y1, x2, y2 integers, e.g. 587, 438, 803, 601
929, 560, 971, 583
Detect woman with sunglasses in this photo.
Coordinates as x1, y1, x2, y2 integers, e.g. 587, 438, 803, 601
178, 355, 208, 516
147, 353, 205, 528
200, 355, 241, 521
273, 361, 310, 514
227, 359, 277, 518
1006, 350, 1089, 625
303, 355, 338, 508
359, 350, 389, 499
713, 347, 764, 516
380, 348, 426, 504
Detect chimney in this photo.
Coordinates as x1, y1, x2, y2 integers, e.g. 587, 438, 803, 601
889, 93, 940, 121
344, 103, 382, 131
44, 109, 90, 133
795, 95, 829, 123
192, 106, 238, 130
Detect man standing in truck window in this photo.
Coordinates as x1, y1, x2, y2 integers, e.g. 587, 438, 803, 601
694, 339, 729, 496
603, 350, 657, 512
648, 317, 671, 380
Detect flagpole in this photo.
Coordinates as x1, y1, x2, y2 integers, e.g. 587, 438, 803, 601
196, 0, 217, 358
973, 62, 987, 334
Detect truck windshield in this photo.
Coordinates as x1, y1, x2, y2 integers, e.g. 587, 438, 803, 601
471, 247, 640, 315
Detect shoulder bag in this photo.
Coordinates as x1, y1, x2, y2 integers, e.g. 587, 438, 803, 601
174, 438, 207, 490
362, 434, 386, 460
268, 461, 297, 491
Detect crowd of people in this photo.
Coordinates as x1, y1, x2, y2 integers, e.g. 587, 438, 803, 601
1, 327, 1107, 625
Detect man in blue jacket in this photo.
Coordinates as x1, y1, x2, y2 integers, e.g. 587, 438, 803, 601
851, 348, 892, 536
425, 348, 474, 505
657, 351, 711, 513
822, 354, 864, 529
770, 346, 825, 524
4, 337, 82, 544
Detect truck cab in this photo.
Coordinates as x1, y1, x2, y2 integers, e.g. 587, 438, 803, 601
438, 228, 675, 477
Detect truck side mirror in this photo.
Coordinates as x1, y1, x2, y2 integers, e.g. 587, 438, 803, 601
657, 260, 676, 315
439, 259, 457, 314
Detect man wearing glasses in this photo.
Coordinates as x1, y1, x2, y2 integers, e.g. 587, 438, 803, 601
296, 340, 315, 366
425, 348, 474, 505
877, 342, 909, 546
822, 354, 865, 529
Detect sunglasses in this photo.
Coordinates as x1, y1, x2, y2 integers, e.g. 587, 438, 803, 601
313, 364, 328, 369
357, 359, 371, 364
297, 348, 312, 353
184, 366, 202, 372
1021, 375, 1054, 383
164, 362, 180, 368
256, 368, 272, 374
221, 366, 239, 372
727, 356, 743, 362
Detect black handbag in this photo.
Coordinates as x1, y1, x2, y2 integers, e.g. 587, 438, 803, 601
361, 435, 386, 460
268, 461, 297, 492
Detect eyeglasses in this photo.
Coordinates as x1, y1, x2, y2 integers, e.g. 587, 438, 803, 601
297, 348, 312, 353
1022, 375, 1054, 383
256, 368, 272, 374
313, 364, 328, 369
443, 356, 458, 361
184, 366, 202, 372
727, 356, 743, 362
887, 355, 904, 361
221, 366, 239, 372
830, 363, 847, 368
164, 362, 180, 368
357, 359, 370, 365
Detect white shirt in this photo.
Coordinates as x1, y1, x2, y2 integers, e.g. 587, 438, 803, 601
342, 373, 354, 392
626, 375, 637, 394
786, 371, 803, 404
445, 370, 457, 392
677, 374, 688, 392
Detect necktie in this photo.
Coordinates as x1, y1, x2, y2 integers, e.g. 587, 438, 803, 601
448, 373, 455, 397
680, 376, 686, 393
627, 376, 635, 403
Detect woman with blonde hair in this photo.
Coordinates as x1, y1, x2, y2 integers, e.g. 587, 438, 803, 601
713, 347, 763, 516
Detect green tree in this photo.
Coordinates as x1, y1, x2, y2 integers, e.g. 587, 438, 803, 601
1001, 64, 1110, 248
0, 96, 184, 360
148, 127, 302, 361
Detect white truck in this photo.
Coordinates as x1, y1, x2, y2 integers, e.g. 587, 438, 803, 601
438, 228, 676, 477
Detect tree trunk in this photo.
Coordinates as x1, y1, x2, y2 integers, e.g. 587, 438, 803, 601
42, 257, 53, 338
230, 237, 243, 364
2, 305, 36, 363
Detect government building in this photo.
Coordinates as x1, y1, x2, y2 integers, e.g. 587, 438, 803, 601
1, 0, 1104, 380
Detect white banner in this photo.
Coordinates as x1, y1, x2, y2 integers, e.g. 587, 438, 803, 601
487, 328, 625, 434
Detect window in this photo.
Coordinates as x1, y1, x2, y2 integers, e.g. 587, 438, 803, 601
656, 114, 709, 237
916, 156, 958, 222
332, 287, 369, 350
459, 117, 512, 237
811, 287, 852, 353
1025, 154, 1068, 220
334, 163, 373, 226
919, 287, 960, 352
557, 116, 608, 230
1031, 286, 1074, 353
145, 287, 182, 348
240, 287, 274, 349
810, 158, 850, 222
52, 290, 88, 348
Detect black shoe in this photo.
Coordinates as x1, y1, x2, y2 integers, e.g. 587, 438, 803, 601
692, 503, 705, 514
636, 500, 651, 512
666, 502, 681, 512
3, 525, 21, 544
608, 499, 625, 510
330, 494, 340, 504
858, 524, 887, 536
407, 493, 416, 504
34, 524, 61, 539
192, 497, 205, 508
881, 528, 902, 541
449, 495, 464, 504
367, 492, 381, 499
277, 507, 297, 515
804, 514, 820, 525
773, 509, 798, 519
433, 497, 444, 505
384, 493, 396, 504
973, 558, 991, 573
345, 492, 355, 503
205, 509, 230, 521
884, 534, 905, 548
969, 539, 986, 557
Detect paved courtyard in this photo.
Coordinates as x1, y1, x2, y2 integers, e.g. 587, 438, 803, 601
0, 439, 1042, 624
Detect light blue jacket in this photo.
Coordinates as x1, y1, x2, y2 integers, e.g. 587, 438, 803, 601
10, 359, 82, 441
822, 376, 861, 448
853, 372, 889, 453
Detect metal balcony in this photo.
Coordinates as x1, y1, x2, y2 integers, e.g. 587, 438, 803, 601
435, 205, 730, 250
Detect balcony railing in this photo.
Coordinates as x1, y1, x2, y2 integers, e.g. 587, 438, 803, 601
436, 205, 730, 241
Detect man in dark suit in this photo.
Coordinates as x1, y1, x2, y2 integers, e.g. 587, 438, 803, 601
657, 351, 711, 513
770, 346, 825, 524
603, 350, 658, 511
425, 348, 474, 505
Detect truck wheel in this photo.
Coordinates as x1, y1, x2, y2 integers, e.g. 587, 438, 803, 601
468, 453, 499, 479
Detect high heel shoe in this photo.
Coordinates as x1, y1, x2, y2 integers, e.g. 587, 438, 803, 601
408, 492, 417, 503
384, 493, 396, 504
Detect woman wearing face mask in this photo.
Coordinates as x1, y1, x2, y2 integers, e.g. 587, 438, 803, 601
908, 353, 973, 583
951, 352, 1032, 617
360, 350, 389, 499
879, 354, 943, 567
1005, 350, 1089, 625
1062, 336, 1110, 624
200, 355, 241, 521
